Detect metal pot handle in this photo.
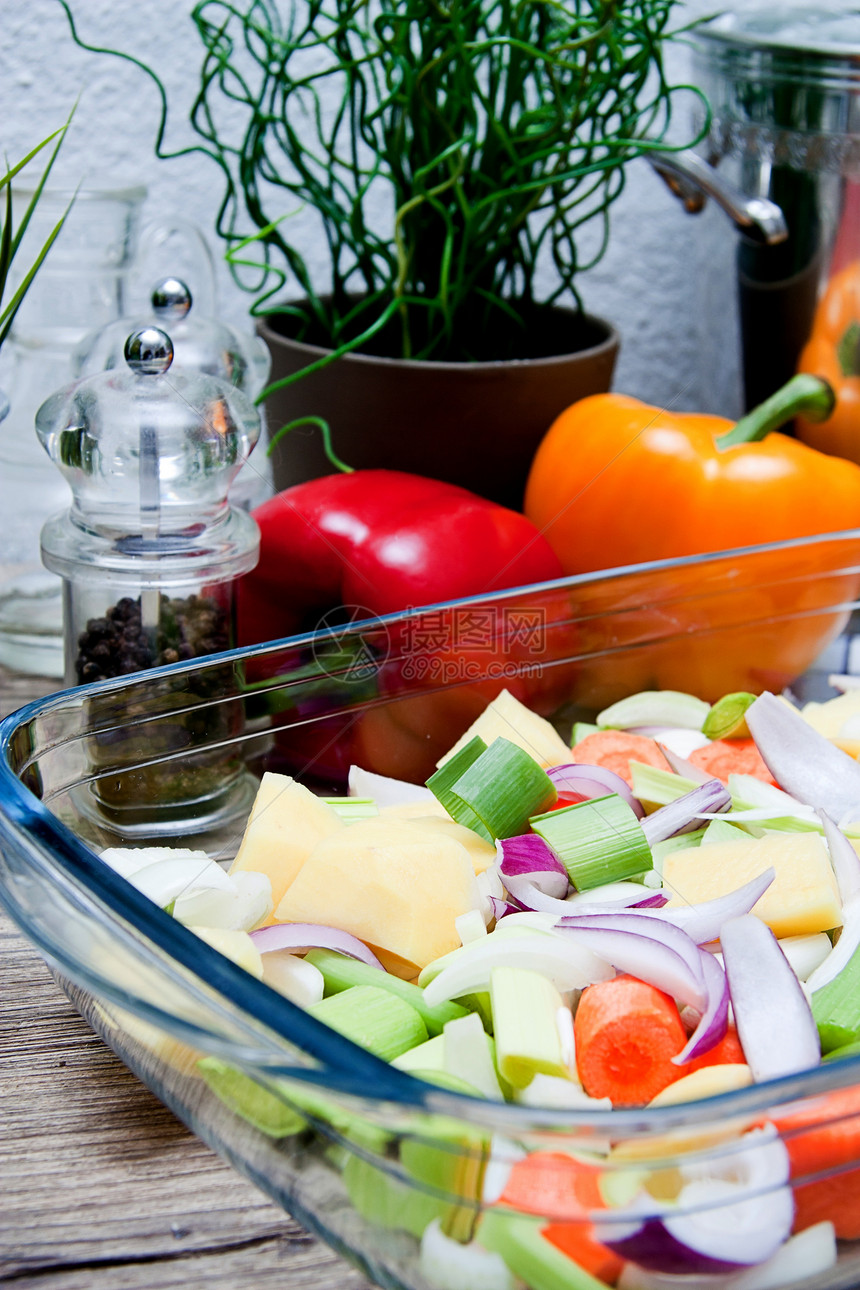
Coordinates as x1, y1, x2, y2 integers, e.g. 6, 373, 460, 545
649, 149, 788, 246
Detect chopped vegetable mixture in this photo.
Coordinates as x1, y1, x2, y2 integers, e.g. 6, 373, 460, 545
100, 682, 860, 1290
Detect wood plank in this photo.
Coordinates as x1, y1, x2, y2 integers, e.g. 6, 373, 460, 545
0, 665, 372, 1288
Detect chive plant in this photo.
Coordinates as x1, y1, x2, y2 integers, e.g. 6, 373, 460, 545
61, 1, 700, 365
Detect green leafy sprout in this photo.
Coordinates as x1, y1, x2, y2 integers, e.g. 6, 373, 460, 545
0, 109, 76, 354
59, 2, 703, 378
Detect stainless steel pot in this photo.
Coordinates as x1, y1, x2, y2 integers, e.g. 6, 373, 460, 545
690, 4, 860, 410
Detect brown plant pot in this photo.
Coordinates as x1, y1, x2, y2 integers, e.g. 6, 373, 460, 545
257, 304, 619, 510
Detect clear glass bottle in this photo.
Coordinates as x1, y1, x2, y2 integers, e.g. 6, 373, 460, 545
35, 326, 261, 838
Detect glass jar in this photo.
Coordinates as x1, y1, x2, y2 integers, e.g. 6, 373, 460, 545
0, 188, 217, 677
35, 325, 261, 837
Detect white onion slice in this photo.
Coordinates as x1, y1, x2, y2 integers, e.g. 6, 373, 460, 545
261, 952, 326, 1006
778, 933, 833, 983
629, 726, 712, 757
720, 913, 820, 1081
818, 808, 860, 905
548, 763, 645, 818
173, 870, 273, 932
640, 780, 732, 847
627, 868, 775, 945
421, 933, 614, 1006
128, 854, 234, 907
746, 692, 860, 822
805, 896, 860, 994
249, 922, 384, 968
347, 764, 435, 807
100, 845, 213, 880
656, 742, 712, 784
420, 1218, 517, 1290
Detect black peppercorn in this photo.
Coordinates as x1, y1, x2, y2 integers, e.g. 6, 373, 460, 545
75, 592, 230, 684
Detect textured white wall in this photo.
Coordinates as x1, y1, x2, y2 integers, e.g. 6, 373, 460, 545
0, 0, 742, 417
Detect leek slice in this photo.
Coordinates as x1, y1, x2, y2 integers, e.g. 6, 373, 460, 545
811, 939, 860, 1052
702, 691, 756, 740
323, 795, 379, 823
446, 738, 557, 841
531, 794, 652, 890
305, 947, 468, 1036
443, 1012, 506, 1101
427, 736, 491, 839
490, 966, 573, 1089
393, 1034, 448, 1073
701, 818, 753, 846
629, 762, 701, 807
198, 1058, 390, 1152
308, 984, 428, 1060
480, 1211, 609, 1290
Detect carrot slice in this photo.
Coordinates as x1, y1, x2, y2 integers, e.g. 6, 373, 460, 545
773, 1086, 860, 1238
574, 974, 687, 1105
542, 1221, 625, 1285
495, 1150, 604, 1220
570, 731, 671, 788
687, 737, 777, 786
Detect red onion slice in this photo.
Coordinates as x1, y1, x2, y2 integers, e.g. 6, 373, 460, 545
720, 913, 820, 1081
488, 895, 521, 921
600, 1126, 792, 1275
498, 834, 569, 898
500, 877, 669, 919
746, 692, 860, 822
673, 948, 729, 1064
250, 922, 384, 969
627, 868, 775, 945
818, 809, 860, 905
548, 763, 645, 819
640, 780, 732, 847
564, 882, 668, 913
557, 913, 707, 1009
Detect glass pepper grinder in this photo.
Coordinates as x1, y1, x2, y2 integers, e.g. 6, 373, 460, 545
73, 276, 272, 511
73, 275, 271, 397
36, 326, 261, 689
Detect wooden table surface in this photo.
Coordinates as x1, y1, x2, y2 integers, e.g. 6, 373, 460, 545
0, 664, 372, 1289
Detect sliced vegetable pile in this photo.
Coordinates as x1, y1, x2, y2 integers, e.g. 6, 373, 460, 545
100, 681, 860, 1290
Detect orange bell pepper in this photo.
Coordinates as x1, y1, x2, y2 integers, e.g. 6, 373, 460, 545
524, 374, 858, 572
796, 261, 860, 464
524, 375, 860, 702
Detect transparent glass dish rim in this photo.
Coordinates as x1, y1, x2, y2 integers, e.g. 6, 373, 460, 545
4, 526, 860, 1141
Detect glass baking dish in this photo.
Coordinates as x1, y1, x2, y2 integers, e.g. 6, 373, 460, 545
5, 531, 860, 1290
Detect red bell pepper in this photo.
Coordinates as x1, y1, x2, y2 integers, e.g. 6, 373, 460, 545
237, 470, 571, 782
238, 469, 563, 642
